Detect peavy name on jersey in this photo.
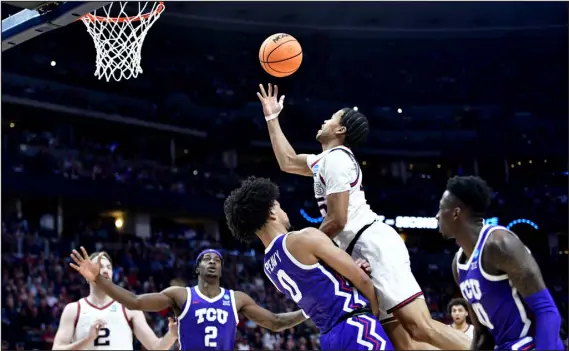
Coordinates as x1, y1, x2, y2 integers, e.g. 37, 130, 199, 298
264, 233, 392, 351
177, 286, 239, 350
456, 225, 535, 350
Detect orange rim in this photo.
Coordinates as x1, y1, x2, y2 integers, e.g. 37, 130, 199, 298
79, 1, 165, 23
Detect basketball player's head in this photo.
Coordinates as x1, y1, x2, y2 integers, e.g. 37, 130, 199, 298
436, 175, 492, 239
224, 177, 290, 243
316, 108, 369, 148
195, 249, 223, 281
447, 298, 469, 325
89, 251, 113, 282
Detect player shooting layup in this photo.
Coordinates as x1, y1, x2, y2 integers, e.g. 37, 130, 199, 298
69, 247, 307, 350
52, 252, 178, 350
257, 83, 470, 350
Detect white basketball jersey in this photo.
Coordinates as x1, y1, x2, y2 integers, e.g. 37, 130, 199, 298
449, 323, 474, 339
73, 298, 134, 350
306, 146, 378, 250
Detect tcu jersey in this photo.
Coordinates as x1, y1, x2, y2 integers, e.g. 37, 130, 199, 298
73, 299, 133, 350
177, 286, 239, 350
456, 225, 535, 350
264, 233, 368, 333
306, 146, 377, 250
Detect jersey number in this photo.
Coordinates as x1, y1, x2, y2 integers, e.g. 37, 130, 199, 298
205, 326, 217, 347
471, 302, 495, 330
277, 270, 303, 303
94, 327, 110, 346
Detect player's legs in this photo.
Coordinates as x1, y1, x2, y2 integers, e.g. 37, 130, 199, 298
320, 314, 394, 350
352, 222, 469, 350
382, 319, 440, 350
391, 299, 471, 350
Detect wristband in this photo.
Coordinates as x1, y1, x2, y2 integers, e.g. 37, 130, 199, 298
265, 113, 280, 121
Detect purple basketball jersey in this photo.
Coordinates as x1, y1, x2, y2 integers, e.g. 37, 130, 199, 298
457, 225, 536, 350
177, 286, 238, 350
264, 233, 393, 350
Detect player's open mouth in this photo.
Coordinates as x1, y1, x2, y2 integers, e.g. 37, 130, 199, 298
102, 273, 110, 279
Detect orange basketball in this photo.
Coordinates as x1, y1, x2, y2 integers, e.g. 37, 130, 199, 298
259, 33, 303, 78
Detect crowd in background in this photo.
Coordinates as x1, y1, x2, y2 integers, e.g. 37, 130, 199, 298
1, 3, 567, 350
2, 210, 567, 350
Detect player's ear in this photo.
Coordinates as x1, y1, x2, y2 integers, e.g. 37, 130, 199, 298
335, 125, 347, 136
452, 207, 461, 220
268, 208, 278, 221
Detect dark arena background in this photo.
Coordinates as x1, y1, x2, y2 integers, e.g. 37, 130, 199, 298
1, 1, 568, 350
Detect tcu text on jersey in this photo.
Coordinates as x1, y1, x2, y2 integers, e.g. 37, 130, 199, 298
177, 286, 238, 350
456, 225, 536, 350
195, 308, 229, 325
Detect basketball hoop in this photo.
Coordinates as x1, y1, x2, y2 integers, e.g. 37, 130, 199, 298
80, 2, 165, 82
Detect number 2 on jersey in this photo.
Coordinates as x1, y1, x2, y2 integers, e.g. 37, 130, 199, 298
205, 326, 217, 347
277, 270, 303, 303
94, 327, 111, 346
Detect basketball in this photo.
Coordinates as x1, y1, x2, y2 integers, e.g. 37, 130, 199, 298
259, 33, 303, 78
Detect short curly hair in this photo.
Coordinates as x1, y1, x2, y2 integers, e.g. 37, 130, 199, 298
446, 175, 492, 216
447, 298, 469, 314
224, 177, 280, 243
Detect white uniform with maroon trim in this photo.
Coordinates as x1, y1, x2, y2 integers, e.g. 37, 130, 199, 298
72, 298, 134, 350
449, 323, 474, 339
307, 146, 423, 322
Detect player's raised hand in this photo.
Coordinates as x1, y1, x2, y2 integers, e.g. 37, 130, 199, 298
257, 83, 285, 120
167, 317, 179, 338
355, 258, 372, 276
88, 319, 107, 341
70, 246, 101, 283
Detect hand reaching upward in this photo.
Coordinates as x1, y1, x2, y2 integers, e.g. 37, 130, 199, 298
257, 83, 285, 120
70, 246, 101, 283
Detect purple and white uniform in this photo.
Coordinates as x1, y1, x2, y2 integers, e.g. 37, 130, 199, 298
177, 286, 239, 350
456, 225, 536, 350
264, 233, 394, 350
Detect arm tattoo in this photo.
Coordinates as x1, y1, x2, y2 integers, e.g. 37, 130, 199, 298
482, 229, 546, 297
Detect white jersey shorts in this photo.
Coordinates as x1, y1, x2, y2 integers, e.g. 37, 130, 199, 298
350, 220, 424, 322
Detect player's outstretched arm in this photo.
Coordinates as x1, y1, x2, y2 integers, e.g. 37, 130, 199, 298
451, 255, 494, 350
296, 227, 380, 317
235, 291, 307, 332
257, 83, 312, 177
70, 247, 184, 312
131, 311, 178, 350
52, 302, 105, 350
483, 230, 564, 350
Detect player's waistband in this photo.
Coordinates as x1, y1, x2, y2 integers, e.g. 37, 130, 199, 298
496, 336, 535, 350
322, 307, 372, 334
345, 218, 380, 255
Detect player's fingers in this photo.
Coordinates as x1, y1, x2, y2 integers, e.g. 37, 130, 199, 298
273, 85, 278, 98
268, 83, 273, 97
256, 92, 264, 102
80, 246, 89, 260
258, 84, 267, 98
70, 262, 81, 271
71, 250, 83, 263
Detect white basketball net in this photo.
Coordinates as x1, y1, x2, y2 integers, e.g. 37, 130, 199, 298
81, 2, 164, 82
